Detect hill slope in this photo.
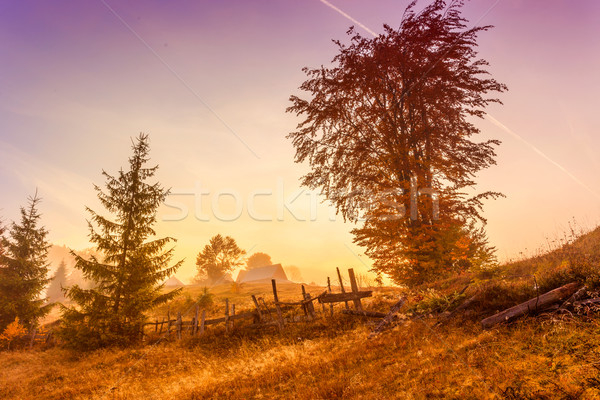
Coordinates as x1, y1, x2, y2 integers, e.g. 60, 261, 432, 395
3, 227, 600, 399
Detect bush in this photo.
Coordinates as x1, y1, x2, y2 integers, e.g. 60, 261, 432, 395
196, 287, 214, 308
474, 280, 536, 315
407, 289, 466, 315
57, 313, 143, 351
0, 317, 27, 350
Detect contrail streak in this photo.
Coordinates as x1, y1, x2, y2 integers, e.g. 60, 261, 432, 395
486, 114, 600, 200
318, 0, 378, 37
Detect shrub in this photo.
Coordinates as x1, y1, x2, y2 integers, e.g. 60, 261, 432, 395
0, 317, 27, 350
408, 289, 466, 315
196, 287, 214, 308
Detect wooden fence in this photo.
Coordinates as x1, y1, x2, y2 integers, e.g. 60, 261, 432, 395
142, 267, 375, 340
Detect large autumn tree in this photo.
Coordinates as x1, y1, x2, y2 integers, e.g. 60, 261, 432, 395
61, 134, 182, 349
194, 235, 245, 284
0, 193, 51, 331
287, 0, 506, 285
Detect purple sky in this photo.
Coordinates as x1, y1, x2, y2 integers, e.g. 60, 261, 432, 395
1, 0, 599, 283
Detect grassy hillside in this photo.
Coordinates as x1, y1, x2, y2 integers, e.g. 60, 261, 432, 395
3, 227, 600, 399
3, 300, 600, 398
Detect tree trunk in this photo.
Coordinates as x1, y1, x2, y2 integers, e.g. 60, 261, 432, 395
481, 282, 581, 329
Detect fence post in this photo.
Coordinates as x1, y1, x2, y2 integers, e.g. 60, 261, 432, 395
176, 312, 182, 340
260, 297, 273, 322
272, 279, 285, 329
167, 309, 172, 334
252, 295, 263, 323
327, 277, 334, 317
337, 267, 350, 309
232, 304, 236, 330
301, 285, 308, 317
192, 305, 200, 336
321, 280, 328, 315
225, 299, 230, 333
200, 310, 206, 336
348, 268, 363, 312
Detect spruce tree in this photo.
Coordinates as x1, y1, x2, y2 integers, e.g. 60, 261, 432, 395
46, 259, 69, 303
61, 134, 182, 349
0, 193, 51, 331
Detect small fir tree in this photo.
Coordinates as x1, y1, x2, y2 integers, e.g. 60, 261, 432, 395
61, 133, 182, 349
46, 259, 69, 303
0, 193, 51, 331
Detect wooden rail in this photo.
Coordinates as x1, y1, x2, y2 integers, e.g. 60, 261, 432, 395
141, 268, 375, 341
318, 291, 372, 304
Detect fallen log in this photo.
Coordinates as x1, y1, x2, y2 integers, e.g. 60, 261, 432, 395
368, 298, 405, 339
559, 285, 587, 310
450, 291, 480, 315
481, 282, 581, 329
574, 297, 600, 307
436, 290, 481, 326
341, 309, 388, 318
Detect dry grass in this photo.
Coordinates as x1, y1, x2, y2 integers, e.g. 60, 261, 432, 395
4, 226, 600, 399
4, 311, 600, 399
